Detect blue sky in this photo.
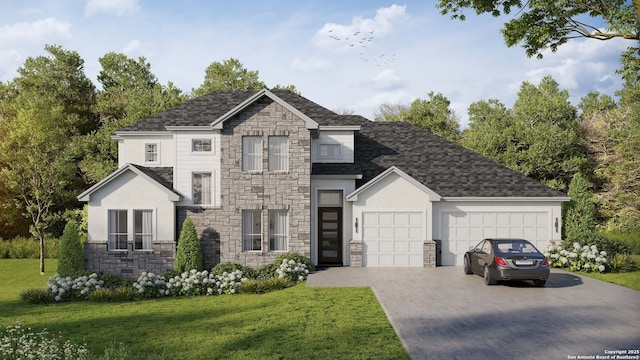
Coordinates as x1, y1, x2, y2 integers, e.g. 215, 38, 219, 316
0, 0, 629, 127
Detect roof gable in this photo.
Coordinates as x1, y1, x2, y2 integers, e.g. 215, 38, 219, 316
78, 164, 180, 202
346, 166, 441, 202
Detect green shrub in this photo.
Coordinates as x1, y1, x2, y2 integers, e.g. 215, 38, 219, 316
256, 262, 279, 280
20, 288, 54, 304
275, 252, 315, 271
0, 240, 9, 258
174, 217, 203, 272
264, 277, 289, 291
110, 287, 139, 302
1, 237, 60, 259
604, 229, 640, 255
57, 221, 84, 277
211, 262, 257, 279
609, 254, 637, 273
240, 279, 268, 294
88, 288, 114, 302
99, 274, 132, 290
566, 231, 631, 257
562, 173, 597, 240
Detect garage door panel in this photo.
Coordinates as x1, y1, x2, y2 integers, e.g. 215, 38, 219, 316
409, 227, 422, 239
379, 213, 394, 225
395, 241, 408, 252
379, 227, 393, 238
362, 211, 424, 267
393, 213, 408, 225
394, 227, 408, 239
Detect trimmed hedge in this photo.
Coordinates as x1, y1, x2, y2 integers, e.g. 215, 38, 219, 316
0, 237, 59, 259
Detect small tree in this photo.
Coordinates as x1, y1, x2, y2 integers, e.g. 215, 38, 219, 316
174, 217, 203, 272
57, 221, 84, 277
563, 173, 597, 240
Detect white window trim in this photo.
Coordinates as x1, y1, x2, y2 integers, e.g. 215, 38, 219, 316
192, 172, 213, 206
108, 209, 128, 251
144, 142, 160, 164
318, 143, 342, 160
191, 138, 214, 154
268, 136, 289, 173
242, 136, 263, 173
133, 209, 154, 251
269, 210, 288, 252
242, 210, 262, 252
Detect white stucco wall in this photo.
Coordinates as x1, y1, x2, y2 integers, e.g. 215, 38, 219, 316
86, 170, 176, 244
311, 178, 356, 265
311, 130, 354, 163
174, 131, 221, 206
117, 134, 175, 168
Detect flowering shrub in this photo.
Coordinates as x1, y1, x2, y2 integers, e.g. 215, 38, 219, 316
544, 242, 608, 273
47, 273, 104, 301
133, 272, 169, 298
167, 269, 247, 296
276, 259, 310, 283
0, 321, 89, 359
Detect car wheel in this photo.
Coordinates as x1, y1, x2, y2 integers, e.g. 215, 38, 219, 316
533, 279, 546, 287
483, 265, 496, 285
463, 256, 473, 274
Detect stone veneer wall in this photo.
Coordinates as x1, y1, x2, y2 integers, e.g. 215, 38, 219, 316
350, 239, 438, 267
84, 241, 175, 279
177, 98, 311, 269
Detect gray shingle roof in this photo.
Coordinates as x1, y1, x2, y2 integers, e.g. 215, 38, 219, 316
353, 122, 567, 198
130, 165, 175, 191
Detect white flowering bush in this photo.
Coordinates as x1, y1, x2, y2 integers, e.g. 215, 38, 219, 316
276, 259, 310, 284
544, 242, 608, 273
167, 269, 247, 296
47, 273, 104, 301
133, 272, 169, 298
0, 321, 90, 360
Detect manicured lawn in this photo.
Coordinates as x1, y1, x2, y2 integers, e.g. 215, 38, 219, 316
577, 255, 640, 291
0, 259, 409, 359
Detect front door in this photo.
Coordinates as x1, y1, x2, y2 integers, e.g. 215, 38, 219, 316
318, 207, 342, 265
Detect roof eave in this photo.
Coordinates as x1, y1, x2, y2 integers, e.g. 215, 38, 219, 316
442, 196, 571, 202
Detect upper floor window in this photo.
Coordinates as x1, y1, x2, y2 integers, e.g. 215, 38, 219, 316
108, 210, 128, 250
242, 210, 262, 251
318, 143, 342, 159
268, 136, 288, 172
134, 210, 153, 250
242, 136, 262, 172
269, 210, 288, 251
192, 172, 212, 205
145, 143, 159, 163
192, 138, 212, 152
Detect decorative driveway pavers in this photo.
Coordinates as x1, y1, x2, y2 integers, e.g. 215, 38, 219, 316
307, 267, 640, 360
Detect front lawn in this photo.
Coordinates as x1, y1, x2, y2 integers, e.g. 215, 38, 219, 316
577, 255, 640, 291
0, 259, 409, 359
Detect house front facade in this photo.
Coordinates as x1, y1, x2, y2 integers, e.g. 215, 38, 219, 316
78, 89, 569, 278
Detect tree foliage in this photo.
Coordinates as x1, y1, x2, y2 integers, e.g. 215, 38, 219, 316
375, 92, 461, 141
563, 173, 597, 240
175, 217, 203, 272
192, 57, 266, 96
437, 0, 640, 58
57, 221, 84, 277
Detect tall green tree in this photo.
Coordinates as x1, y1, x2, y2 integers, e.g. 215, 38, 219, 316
563, 172, 597, 240
175, 217, 203, 272
57, 221, 84, 277
192, 58, 266, 96
375, 92, 461, 141
437, 0, 640, 58
462, 98, 516, 165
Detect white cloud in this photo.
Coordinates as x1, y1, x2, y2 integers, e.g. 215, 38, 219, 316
314, 4, 407, 51
0, 18, 71, 46
290, 58, 331, 71
368, 69, 405, 91
85, 0, 140, 16
121, 39, 154, 58
0, 50, 22, 81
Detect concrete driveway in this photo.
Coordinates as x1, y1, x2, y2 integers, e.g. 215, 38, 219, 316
307, 267, 640, 360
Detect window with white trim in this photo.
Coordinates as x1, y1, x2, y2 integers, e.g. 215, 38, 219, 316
268, 136, 288, 172
242, 210, 262, 251
318, 143, 342, 159
134, 210, 153, 250
145, 143, 159, 163
192, 138, 212, 152
192, 172, 212, 205
242, 136, 262, 172
108, 210, 128, 250
269, 210, 288, 251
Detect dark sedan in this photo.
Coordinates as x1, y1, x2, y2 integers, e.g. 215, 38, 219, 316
464, 238, 550, 286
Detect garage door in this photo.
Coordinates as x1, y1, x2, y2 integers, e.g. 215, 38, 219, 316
441, 212, 551, 266
362, 211, 424, 267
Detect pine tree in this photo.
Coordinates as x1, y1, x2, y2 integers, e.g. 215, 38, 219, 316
563, 173, 597, 240
174, 217, 203, 272
57, 221, 84, 276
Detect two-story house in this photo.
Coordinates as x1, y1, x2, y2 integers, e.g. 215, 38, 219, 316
78, 89, 568, 278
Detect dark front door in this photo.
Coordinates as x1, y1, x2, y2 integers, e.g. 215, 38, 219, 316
318, 207, 342, 265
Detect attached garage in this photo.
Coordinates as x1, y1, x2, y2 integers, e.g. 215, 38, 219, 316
439, 210, 552, 266
362, 211, 424, 267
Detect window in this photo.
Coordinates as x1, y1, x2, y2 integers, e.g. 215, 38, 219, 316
192, 139, 212, 152
192, 172, 212, 205
269, 210, 288, 251
318, 190, 343, 207
108, 210, 128, 250
145, 143, 158, 163
318, 143, 341, 159
242, 210, 262, 251
242, 136, 262, 172
134, 210, 153, 250
268, 136, 288, 171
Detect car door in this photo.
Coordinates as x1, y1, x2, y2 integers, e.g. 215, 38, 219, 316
470, 240, 486, 273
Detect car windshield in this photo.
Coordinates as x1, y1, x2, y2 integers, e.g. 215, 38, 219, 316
494, 240, 540, 255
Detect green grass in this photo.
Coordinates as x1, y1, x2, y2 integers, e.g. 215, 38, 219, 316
577, 255, 640, 291
0, 259, 409, 360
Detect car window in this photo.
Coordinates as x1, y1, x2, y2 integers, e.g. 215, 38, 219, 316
473, 240, 484, 252
481, 241, 492, 254
495, 241, 539, 255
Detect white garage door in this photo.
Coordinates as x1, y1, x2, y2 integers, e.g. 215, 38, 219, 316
362, 211, 424, 267
441, 212, 551, 266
